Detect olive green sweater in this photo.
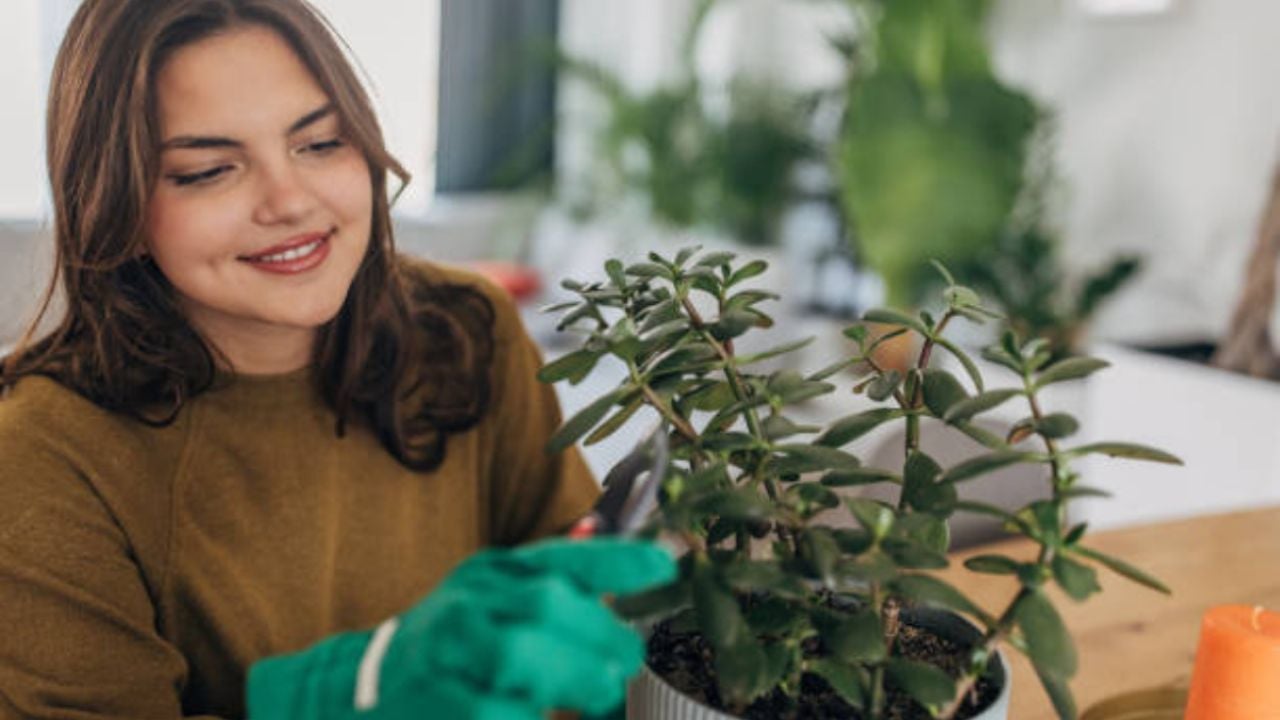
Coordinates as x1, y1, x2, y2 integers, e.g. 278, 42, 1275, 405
0, 262, 598, 719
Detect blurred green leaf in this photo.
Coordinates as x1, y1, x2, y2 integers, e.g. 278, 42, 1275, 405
809, 659, 866, 710
1035, 357, 1109, 388
817, 408, 906, 447
1052, 555, 1101, 601
941, 450, 1039, 482
943, 388, 1021, 422
547, 388, 626, 454
964, 554, 1019, 575
537, 349, 601, 385
887, 658, 957, 712
1035, 413, 1079, 439
1063, 443, 1183, 465
1015, 590, 1077, 680
921, 368, 969, 416
820, 467, 901, 487
1072, 545, 1171, 595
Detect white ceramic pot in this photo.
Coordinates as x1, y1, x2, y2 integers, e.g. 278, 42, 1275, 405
627, 608, 1012, 720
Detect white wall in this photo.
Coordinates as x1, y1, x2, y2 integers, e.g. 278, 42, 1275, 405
989, 0, 1280, 346
0, 0, 47, 220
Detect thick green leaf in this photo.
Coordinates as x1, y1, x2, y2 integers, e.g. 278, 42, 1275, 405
537, 349, 601, 384
844, 324, 869, 345
693, 489, 774, 522
863, 307, 929, 335
845, 498, 894, 539
952, 500, 1032, 534
941, 451, 1040, 482
964, 554, 1020, 575
584, 395, 643, 445
613, 579, 690, 620
816, 408, 905, 447
1063, 442, 1183, 465
701, 432, 758, 452
1035, 665, 1079, 720
723, 560, 807, 599
953, 420, 1010, 449
882, 537, 948, 569
1052, 555, 1101, 601
866, 370, 902, 402
728, 259, 769, 286
1072, 545, 1171, 594
809, 659, 866, 709
886, 658, 956, 711
903, 451, 957, 515
943, 389, 1022, 423
693, 564, 746, 647
892, 575, 993, 627
710, 309, 759, 341
681, 381, 736, 412
1035, 357, 1109, 388
716, 638, 771, 707
820, 467, 901, 487
1035, 413, 1079, 439
771, 445, 862, 475
895, 513, 950, 554
626, 261, 672, 280
934, 336, 985, 393
1060, 485, 1113, 500
1015, 590, 1078, 680
981, 345, 1023, 374
724, 289, 781, 313
921, 368, 970, 417
831, 609, 886, 663
762, 414, 817, 441
736, 337, 814, 367
799, 527, 841, 583
694, 250, 735, 268
744, 596, 807, 635
546, 388, 625, 454
786, 482, 841, 517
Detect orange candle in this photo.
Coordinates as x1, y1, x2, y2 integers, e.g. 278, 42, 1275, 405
1185, 605, 1280, 719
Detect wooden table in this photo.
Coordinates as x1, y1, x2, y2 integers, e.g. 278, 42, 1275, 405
939, 506, 1280, 719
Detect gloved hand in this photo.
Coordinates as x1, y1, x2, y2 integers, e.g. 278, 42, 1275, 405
246, 537, 675, 719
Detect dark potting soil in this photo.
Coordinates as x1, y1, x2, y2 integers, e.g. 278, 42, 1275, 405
645, 613, 1000, 720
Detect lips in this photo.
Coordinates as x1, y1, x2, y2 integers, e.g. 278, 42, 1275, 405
238, 228, 334, 274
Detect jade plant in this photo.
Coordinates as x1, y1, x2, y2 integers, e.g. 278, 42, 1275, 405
538, 248, 1181, 719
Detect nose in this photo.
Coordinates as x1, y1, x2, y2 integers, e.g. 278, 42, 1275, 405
251, 158, 318, 226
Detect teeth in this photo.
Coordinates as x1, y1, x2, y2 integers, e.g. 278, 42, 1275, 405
252, 238, 323, 263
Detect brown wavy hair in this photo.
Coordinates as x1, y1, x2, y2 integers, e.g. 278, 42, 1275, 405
0, 0, 494, 472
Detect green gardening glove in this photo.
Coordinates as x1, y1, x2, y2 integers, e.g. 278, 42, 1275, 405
247, 537, 675, 719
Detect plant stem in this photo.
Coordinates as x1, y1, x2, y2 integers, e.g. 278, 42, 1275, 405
678, 293, 800, 554
936, 586, 1031, 720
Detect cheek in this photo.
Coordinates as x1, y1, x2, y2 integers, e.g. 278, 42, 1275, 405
144, 192, 236, 268
320, 156, 375, 230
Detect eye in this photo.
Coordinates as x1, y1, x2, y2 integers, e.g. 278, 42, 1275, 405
168, 165, 231, 187
300, 138, 345, 155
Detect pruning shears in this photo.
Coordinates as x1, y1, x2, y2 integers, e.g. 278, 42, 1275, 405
568, 422, 669, 539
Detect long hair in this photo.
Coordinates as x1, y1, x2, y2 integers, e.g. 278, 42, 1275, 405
1, 0, 494, 472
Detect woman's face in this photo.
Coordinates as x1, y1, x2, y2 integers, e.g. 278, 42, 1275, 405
146, 24, 373, 374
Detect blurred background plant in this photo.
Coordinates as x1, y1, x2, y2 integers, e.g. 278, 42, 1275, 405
833, 0, 1038, 308
555, 0, 816, 247
969, 124, 1142, 360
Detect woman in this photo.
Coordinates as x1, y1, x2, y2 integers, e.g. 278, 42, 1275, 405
0, 1, 672, 718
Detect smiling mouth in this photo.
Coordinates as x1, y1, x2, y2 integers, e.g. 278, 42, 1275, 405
237, 228, 335, 275
247, 237, 325, 264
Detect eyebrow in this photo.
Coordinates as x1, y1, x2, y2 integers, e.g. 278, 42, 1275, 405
160, 104, 336, 150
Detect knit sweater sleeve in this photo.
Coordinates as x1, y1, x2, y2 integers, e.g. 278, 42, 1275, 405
0, 380, 222, 720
